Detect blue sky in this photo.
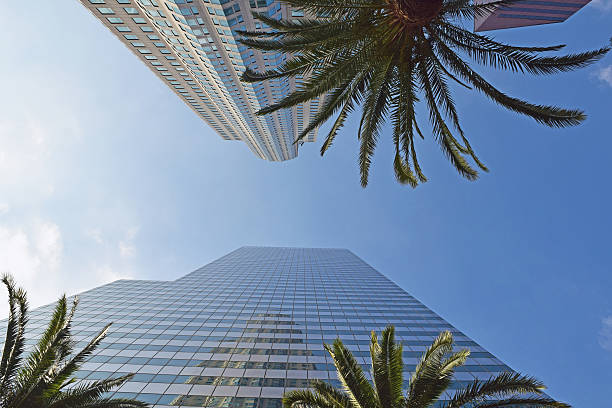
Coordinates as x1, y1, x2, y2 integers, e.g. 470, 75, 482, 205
1, 0, 611, 406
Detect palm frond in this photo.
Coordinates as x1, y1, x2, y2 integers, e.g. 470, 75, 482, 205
310, 379, 352, 408
435, 23, 610, 75
415, 49, 479, 180
296, 68, 369, 144
46, 374, 139, 407
280, 0, 385, 19
358, 57, 395, 187
0, 275, 28, 398
43, 323, 113, 397
10, 296, 79, 407
61, 397, 149, 408
407, 331, 458, 408
474, 396, 570, 408
431, 36, 586, 127
320, 95, 356, 155
283, 388, 337, 408
442, 0, 522, 20
237, 0, 608, 186
325, 339, 378, 408
446, 372, 547, 408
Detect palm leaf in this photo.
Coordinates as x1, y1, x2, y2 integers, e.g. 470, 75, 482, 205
358, 57, 395, 187
283, 388, 338, 408
445, 372, 547, 408
237, 0, 609, 186
325, 339, 378, 408
0, 275, 28, 400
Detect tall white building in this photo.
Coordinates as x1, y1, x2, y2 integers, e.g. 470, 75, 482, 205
79, 0, 321, 161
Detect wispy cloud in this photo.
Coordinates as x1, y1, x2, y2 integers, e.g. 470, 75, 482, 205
599, 316, 612, 351
597, 65, 612, 88
118, 226, 139, 258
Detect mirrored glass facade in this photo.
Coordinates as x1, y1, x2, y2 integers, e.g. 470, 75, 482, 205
1, 247, 517, 407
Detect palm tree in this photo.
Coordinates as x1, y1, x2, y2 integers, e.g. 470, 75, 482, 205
0, 275, 147, 408
283, 326, 567, 408
238, 0, 610, 187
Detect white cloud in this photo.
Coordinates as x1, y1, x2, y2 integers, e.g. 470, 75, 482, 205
0, 221, 64, 318
0, 220, 135, 319
0, 203, 9, 215
118, 226, 139, 258
597, 65, 612, 88
591, 0, 612, 11
599, 316, 612, 351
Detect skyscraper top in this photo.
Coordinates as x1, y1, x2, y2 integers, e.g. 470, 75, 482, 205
78, 0, 323, 161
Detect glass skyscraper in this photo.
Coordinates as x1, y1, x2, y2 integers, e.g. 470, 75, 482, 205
78, 0, 323, 161
2, 247, 517, 407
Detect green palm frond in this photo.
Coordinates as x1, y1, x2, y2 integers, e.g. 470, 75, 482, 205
325, 339, 378, 408
282, 327, 567, 408
43, 323, 113, 397
445, 371, 548, 408
238, 0, 609, 187
46, 374, 142, 407
434, 23, 610, 75
0, 274, 148, 408
283, 388, 338, 408
443, 0, 522, 19
369, 327, 404, 408
11, 296, 78, 406
358, 57, 395, 186
430, 35, 587, 127
310, 379, 352, 408
0, 275, 28, 397
295, 68, 369, 144
473, 396, 570, 408
281, 0, 385, 19
407, 331, 462, 408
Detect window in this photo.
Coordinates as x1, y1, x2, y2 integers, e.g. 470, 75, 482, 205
132, 17, 146, 23
123, 34, 138, 39
89, 0, 105, 3
107, 17, 123, 23
116, 26, 131, 32
123, 7, 138, 14
96, 7, 114, 14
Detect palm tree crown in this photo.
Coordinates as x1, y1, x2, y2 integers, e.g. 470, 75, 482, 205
0, 275, 147, 408
283, 326, 568, 408
238, 0, 610, 187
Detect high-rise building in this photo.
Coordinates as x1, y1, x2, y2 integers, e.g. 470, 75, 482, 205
2, 247, 522, 407
474, 0, 592, 31
78, 0, 322, 161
